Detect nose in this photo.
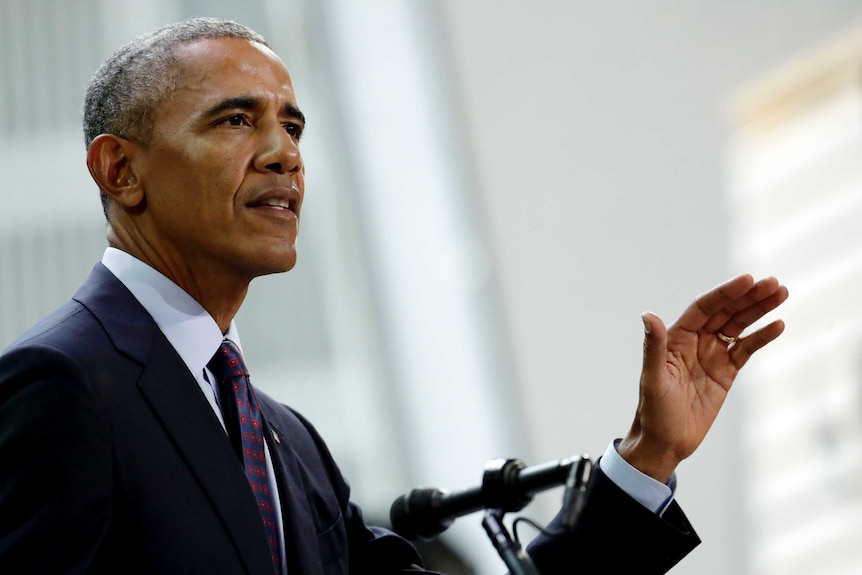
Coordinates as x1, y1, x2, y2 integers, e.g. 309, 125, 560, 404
254, 122, 303, 175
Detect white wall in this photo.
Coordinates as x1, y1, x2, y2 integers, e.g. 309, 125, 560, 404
434, 1, 862, 573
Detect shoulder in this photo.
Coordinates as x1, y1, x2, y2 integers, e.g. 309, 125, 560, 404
1, 296, 121, 383
0, 265, 156, 411
0, 305, 113, 470
5, 299, 88, 351
3, 262, 162, 373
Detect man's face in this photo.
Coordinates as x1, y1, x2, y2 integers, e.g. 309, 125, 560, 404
131, 37, 305, 287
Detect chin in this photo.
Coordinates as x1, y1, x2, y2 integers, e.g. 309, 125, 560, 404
255, 251, 298, 278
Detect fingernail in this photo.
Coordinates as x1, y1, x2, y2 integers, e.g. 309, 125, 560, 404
642, 313, 651, 334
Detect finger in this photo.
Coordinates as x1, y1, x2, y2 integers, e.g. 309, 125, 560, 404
728, 319, 786, 369
711, 283, 789, 338
702, 276, 782, 333
673, 274, 755, 334
704, 277, 786, 335
640, 311, 668, 388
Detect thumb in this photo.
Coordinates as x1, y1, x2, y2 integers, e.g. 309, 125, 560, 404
640, 311, 668, 384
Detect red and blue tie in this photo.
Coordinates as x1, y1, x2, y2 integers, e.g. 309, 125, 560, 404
209, 339, 282, 574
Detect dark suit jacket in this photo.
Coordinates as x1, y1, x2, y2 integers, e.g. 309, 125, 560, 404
0, 264, 699, 574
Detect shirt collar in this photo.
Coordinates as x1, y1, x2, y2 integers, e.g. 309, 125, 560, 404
100, 247, 242, 376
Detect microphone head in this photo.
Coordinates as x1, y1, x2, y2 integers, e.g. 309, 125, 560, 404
389, 487, 453, 541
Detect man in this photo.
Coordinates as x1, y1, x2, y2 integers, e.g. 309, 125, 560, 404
0, 17, 788, 575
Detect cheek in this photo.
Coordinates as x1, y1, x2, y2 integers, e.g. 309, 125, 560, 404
142, 137, 251, 221
158, 153, 241, 213
188, 146, 248, 194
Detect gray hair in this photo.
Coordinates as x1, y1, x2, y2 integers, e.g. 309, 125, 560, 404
83, 17, 267, 148
83, 17, 268, 216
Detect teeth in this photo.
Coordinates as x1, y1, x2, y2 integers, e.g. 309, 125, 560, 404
261, 198, 290, 209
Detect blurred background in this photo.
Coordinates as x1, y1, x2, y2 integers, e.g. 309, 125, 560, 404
2, 1, 862, 573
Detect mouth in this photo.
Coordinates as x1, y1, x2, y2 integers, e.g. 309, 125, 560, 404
246, 186, 301, 218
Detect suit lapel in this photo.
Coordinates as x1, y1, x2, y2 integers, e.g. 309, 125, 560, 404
138, 337, 275, 574
75, 264, 275, 574
260, 409, 324, 575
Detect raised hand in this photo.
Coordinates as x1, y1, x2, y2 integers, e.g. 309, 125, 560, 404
618, 274, 789, 483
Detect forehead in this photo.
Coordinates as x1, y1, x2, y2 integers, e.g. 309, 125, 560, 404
166, 37, 297, 110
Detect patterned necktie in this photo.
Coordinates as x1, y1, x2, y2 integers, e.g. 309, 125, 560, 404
209, 339, 282, 574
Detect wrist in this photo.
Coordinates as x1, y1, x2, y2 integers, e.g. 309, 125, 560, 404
617, 434, 680, 484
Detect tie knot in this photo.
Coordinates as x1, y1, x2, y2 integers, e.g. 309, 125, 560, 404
209, 339, 249, 384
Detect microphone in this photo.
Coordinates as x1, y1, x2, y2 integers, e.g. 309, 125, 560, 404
560, 456, 592, 529
390, 456, 587, 541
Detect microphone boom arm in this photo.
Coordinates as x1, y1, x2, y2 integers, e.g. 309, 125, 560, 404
390, 455, 588, 541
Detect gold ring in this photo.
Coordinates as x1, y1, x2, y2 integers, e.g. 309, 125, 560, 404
717, 332, 737, 344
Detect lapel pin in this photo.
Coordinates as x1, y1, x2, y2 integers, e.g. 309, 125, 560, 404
271, 429, 281, 444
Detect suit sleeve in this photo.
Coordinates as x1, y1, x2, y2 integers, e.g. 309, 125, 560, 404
0, 344, 112, 574
526, 465, 700, 574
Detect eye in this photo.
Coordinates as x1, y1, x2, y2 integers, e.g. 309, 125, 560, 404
220, 114, 250, 127
284, 122, 303, 139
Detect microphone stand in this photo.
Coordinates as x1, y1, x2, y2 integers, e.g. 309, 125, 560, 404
477, 455, 593, 574
482, 509, 540, 575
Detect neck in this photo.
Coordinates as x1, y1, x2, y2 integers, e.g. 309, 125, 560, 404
107, 228, 249, 334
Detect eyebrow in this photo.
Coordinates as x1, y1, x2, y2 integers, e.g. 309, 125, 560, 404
202, 96, 306, 126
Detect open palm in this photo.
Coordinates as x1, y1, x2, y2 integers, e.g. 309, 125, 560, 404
618, 274, 788, 483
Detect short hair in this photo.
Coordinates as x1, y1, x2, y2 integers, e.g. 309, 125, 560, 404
83, 17, 268, 215
83, 17, 267, 148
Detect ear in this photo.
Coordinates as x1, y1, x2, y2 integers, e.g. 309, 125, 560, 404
86, 134, 144, 209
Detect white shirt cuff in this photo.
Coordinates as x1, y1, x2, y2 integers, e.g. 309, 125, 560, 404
598, 439, 676, 515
